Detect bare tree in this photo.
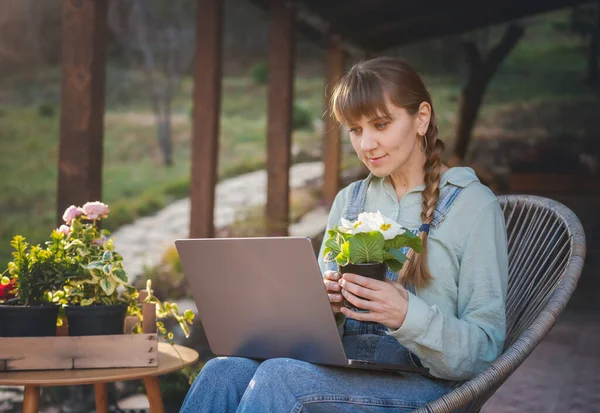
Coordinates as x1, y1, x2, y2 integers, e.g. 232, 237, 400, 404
108, 0, 196, 166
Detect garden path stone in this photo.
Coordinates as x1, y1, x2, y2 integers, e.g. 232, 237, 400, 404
112, 162, 324, 283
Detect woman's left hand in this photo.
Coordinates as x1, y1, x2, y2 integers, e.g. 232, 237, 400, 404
339, 272, 409, 330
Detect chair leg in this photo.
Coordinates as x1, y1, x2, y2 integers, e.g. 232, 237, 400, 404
143, 376, 165, 413
94, 383, 109, 413
22, 385, 40, 413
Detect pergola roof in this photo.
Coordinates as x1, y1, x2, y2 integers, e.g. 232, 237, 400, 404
252, 0, 593, 52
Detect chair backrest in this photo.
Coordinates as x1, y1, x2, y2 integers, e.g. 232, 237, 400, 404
417, 195, 586, 413
499, 195, 584, 348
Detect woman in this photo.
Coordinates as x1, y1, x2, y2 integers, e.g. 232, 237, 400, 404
180, 57, 508, 412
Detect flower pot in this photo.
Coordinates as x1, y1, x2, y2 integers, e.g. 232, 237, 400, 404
338, 262, 388, 312
65, 304, 128, 336
0, 304, 59, 337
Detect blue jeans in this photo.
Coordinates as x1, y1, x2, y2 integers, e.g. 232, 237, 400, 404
180, 319, 453, 412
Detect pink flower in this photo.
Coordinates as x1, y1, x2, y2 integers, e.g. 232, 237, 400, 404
62, 205, 83, 224
92, 235, 107, 246
57, 225, 71, 236
82, 201, 110, 220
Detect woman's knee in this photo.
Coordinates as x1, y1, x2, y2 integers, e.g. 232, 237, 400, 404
251, 358, 313, 390
200, 356, 260, 380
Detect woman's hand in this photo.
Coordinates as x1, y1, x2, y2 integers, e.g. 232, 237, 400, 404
339, 272, 409, 330
323, 270, 343, 313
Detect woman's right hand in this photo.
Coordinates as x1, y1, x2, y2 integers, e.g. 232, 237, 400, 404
323, 270, 343, 313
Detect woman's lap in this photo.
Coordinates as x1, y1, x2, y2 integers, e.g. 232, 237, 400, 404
181, 355, 452, 413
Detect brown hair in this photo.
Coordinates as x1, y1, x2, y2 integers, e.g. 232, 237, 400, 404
330, 57, 444, 289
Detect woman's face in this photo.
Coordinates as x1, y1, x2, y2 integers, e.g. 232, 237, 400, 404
346, 100, 429, 178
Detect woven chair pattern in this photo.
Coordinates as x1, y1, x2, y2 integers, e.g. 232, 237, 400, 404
415, 195, 587, 413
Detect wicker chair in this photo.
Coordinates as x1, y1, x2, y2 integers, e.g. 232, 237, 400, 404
416, 195, 587, 413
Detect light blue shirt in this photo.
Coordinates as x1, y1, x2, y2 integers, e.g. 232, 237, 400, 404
318, 167, 509, 380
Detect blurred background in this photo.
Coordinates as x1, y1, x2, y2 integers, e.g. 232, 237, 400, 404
0, 0, 598, 411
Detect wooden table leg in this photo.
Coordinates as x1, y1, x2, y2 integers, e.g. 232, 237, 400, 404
94, 383, 109, 413
22, 385, 40, 413
143, 376, 165, 413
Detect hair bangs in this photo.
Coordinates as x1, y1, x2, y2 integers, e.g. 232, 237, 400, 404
331, 70, 392, 126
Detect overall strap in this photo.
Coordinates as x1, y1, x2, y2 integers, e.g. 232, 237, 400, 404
431, 184, 464, 228
341, 175, 372, 221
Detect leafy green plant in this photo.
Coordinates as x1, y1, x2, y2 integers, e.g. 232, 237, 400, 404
37, 102, 56, 117
249, 61, 268, 85
292, 104, 313, 131
2, 201, 195, 339
323, 211, 423, 273
0, 234, 76, 305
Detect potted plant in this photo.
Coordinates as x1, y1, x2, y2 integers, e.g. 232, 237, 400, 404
0, 233, 76, 337
322, 211, 423, 311
54, 202, 194, 339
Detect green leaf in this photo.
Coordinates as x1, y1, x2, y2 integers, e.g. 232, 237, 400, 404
184, 310, 195, 323
384, 232, 423, 253
112, 268, 128, 283
102, 250, 113, 262
324, 237, 341, 255
102, 264, 113, 275
348, 232, 384, 264
86, 261, 104, 270
72, 219, 83, 233
335, 241, 351, 266
386, 259, 404, 274
99, 278, 116, 296
81, 298, 95, 306
385, 249, 408, 263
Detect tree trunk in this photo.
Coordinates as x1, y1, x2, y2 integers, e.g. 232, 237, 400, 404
452, 24, 524, 163
157, 99, 173, 166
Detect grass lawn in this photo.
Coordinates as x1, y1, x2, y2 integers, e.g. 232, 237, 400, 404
0, 9, 596, 270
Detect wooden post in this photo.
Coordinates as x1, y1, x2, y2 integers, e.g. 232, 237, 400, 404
57, 0, 108, 225
322, 36, 344, 209
94, 383, 109, 413
189, 0, 224, 238
266, 0, 295, 236
22, 386, 40, 413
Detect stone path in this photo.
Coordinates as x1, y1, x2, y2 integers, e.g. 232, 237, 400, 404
112, 161, 325, 282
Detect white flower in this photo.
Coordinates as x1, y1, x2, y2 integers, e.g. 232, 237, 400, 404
340, 211, 405, 240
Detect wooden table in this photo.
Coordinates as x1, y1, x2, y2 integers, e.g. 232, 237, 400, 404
0, 343, 199, 413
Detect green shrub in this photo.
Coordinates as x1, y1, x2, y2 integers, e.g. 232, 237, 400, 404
293, 104, 313, 131
249, 61, 269, 85
137, 246, 189, 300
37, 102, 56, 118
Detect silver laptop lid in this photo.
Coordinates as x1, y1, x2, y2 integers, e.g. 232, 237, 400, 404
175, 237, 348, 366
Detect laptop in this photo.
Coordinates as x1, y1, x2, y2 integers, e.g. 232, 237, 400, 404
175, 236, 429, 374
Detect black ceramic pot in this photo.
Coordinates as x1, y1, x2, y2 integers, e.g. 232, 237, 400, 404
338, 262, 388, 312
0, 303, 59, 337
65, 304, 127, 336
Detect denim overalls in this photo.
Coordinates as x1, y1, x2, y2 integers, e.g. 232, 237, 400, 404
339, 174, 464, 367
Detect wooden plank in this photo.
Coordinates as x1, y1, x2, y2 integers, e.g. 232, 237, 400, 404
57, 0, 108, 225
0, 334, 158, 371
190, 0, 224, 238
266, 0, 295, 236
322, 35, 344, 209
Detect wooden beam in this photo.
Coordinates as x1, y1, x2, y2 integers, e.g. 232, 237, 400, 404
322, 36, 344, 209
266, 0, 295, 236
189, 0, 224, 238
57, 0, 108, 225
363, 0, 589, 51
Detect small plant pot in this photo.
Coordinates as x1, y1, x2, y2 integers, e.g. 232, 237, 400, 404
338, 262, 388, 313
0, 304, 59, 337
65, 304, 128, 336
